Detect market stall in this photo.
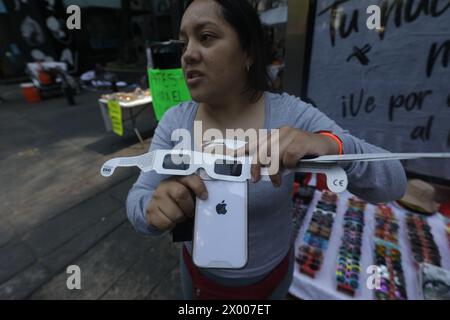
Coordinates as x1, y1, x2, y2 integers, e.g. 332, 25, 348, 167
98, 88, 154, 146
289, 188, 450, 300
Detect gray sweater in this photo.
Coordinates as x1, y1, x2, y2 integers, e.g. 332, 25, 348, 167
126, 92, 407, 278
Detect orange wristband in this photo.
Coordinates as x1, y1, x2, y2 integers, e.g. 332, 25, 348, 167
317, 131, 343, 155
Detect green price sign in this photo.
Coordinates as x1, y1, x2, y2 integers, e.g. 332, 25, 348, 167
107, 100, 123, 136
148, 68, 191, 121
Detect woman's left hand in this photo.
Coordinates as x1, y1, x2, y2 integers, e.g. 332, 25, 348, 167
239, 126, 340, 187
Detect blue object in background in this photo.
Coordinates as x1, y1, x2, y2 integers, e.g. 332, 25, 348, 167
0, 0, 7, 13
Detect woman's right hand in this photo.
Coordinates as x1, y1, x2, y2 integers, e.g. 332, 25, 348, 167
146, 175, 208, 231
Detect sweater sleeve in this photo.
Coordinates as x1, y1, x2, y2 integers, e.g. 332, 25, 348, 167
286, 95, 407, 204
125, 105, 182, 237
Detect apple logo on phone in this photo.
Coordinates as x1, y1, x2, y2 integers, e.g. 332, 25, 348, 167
216, 200, 227, 215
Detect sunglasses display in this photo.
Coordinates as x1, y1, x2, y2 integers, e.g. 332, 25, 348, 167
405, 213, 442, 267
297, 191, 338, 278
374, 205, 399, 245
296, 244, 324, 276
291, 185, 316, 244
373, 205, 408, 300
373, 242, 408, 300
336, 197, 366, 296
291, 188, 450, 300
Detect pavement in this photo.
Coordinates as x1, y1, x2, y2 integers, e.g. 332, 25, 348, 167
0, 84, 182, 299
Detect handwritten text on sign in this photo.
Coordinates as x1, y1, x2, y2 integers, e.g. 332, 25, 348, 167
307, 0, 450, 179
107, 100, 123, 137
148, 68, 191, 121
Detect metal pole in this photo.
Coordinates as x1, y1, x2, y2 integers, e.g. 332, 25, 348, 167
283, 0, 311, 98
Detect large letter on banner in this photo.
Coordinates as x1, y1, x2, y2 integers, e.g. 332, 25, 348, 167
107, 100, 124, 136
148, 68, 191, 121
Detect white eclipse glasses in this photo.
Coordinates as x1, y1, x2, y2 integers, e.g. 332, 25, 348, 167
101, 149, 253, 182
100, 149, 352, 193
100, 150, 450, 193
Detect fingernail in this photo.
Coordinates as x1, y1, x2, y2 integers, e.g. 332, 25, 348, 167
200, 192, 208, 200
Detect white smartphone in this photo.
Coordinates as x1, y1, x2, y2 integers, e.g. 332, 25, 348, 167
192, 179, 248, 269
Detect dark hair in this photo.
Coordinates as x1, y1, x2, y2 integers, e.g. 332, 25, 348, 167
184, 0, 270, 101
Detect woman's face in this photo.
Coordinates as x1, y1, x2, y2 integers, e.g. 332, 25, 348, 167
179, 0, 250, 103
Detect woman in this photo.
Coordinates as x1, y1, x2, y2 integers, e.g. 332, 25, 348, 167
127, 0, 407, 299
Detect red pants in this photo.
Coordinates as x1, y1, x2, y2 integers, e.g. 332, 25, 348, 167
182, 245, 292, 300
